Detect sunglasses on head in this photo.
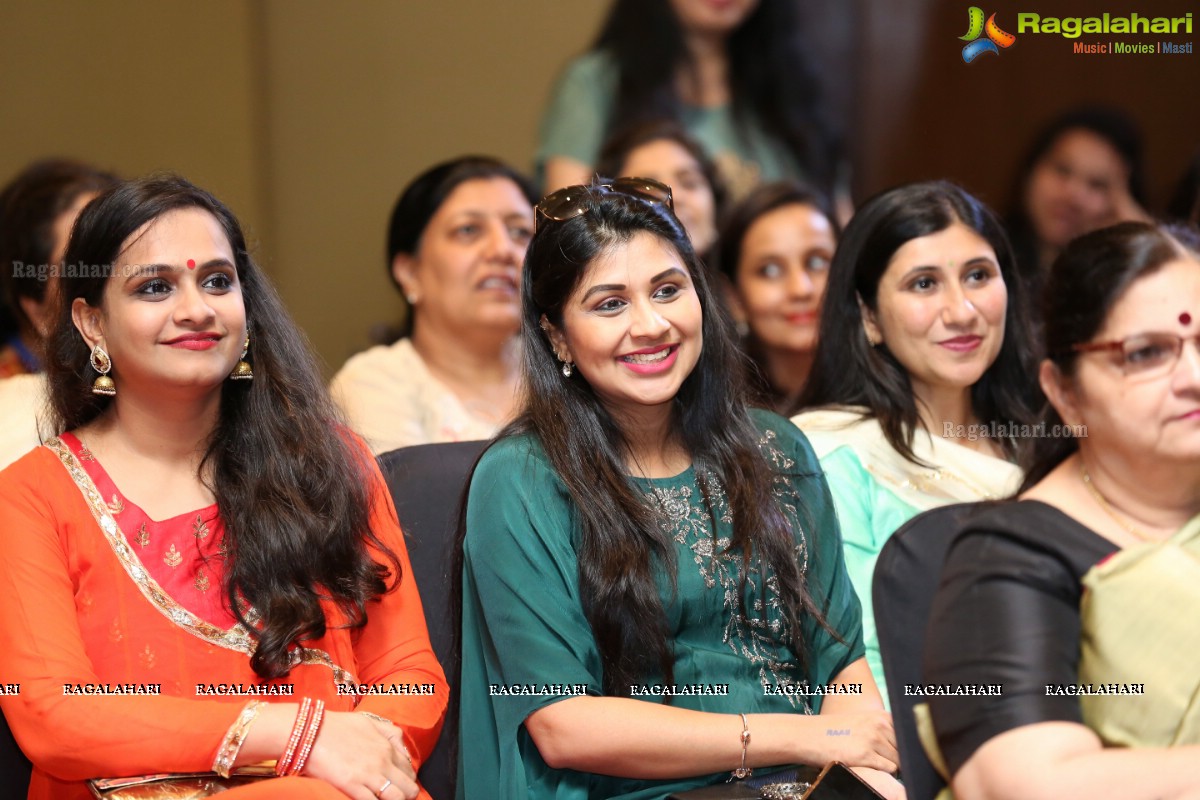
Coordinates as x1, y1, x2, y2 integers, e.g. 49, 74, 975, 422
534, 177, 674, 232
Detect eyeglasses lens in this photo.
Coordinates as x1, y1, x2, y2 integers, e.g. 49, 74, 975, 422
1121, 333, 1183, 376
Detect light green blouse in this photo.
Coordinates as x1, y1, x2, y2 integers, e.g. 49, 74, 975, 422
791, 408, 1023, 703
457, 410, 865, 800
536, 50, 803, 198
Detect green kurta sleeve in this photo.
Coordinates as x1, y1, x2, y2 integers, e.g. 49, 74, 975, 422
535, 51, 618, 176
458, 436, 603, 799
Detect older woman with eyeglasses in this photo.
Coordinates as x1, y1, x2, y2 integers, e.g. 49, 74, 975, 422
922, 222, 1200, 800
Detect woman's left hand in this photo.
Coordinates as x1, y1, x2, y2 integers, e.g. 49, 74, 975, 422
302, 710, 418, 800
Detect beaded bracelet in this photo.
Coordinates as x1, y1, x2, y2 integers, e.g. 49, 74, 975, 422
275, 697, 314, 776
288, 699, 326, 775
731, 712, 752, 780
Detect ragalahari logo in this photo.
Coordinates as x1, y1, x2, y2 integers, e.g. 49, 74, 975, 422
960, 7, 1017, 62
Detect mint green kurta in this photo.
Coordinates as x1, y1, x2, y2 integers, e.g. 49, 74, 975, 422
457, 411, 864, 800
791, 408, 1023, 703
536, 51, 804, 199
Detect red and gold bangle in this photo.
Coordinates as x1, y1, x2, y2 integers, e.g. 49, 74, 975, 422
288, 699, 326, 775
275, 697, 313, 776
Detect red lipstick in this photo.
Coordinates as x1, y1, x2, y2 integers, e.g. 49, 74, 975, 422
164, 333, 221, 350
939, 335, 982, 353
618, 343, 679, 375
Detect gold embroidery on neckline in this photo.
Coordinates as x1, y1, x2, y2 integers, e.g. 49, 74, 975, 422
193, 514, 210, 539
108, 494, 125, 514
47, 437, 359, 688
164, 543, 183, 568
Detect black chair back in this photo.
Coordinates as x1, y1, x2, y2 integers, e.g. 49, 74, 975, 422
872, 503, 976, 800
0, 709, 31, 798
378, 439, 488, 800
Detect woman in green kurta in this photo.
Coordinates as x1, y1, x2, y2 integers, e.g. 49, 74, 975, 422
456, 180, 904, 800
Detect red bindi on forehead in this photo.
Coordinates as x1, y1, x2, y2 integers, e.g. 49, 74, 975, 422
1181, 311, 1192, 326
187, 259, 196, 269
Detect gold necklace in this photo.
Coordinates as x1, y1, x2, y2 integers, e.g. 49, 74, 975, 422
1079, 465, 1154, 542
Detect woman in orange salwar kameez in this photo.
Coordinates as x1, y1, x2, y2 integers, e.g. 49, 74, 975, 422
0, 176, 447, 800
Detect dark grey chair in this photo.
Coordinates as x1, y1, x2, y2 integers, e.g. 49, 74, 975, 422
0, 709, 31, 798
872, 503, 978, 800
378, 439, 489, 800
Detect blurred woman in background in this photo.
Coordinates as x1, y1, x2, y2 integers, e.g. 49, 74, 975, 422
1007, 106, 1149, 296
537, 0, 841, 202
0, 158, 119, 468
595, 119, 726, 260
717, 180, 836, 410
0, 159, 118, 375
330, 156, 537, 454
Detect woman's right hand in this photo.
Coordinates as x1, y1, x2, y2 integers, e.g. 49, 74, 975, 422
302, 711, 419, 800
802, 711, 899, 774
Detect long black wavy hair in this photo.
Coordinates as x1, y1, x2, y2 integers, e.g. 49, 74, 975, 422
796, 181, 1040, 465
47, 175, 399, 679
591, 0, 839, 194
454, 183, 836, 697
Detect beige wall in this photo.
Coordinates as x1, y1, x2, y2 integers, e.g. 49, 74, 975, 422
256, 1, 608, 371
6, 1, 1197, 374
0, 1, 608, 374
0, 1, 265, 244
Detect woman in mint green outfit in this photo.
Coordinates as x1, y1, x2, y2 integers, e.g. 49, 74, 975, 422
790, 182, 1040, 698
455, 180, 904, 799
537, 0, 841, 202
